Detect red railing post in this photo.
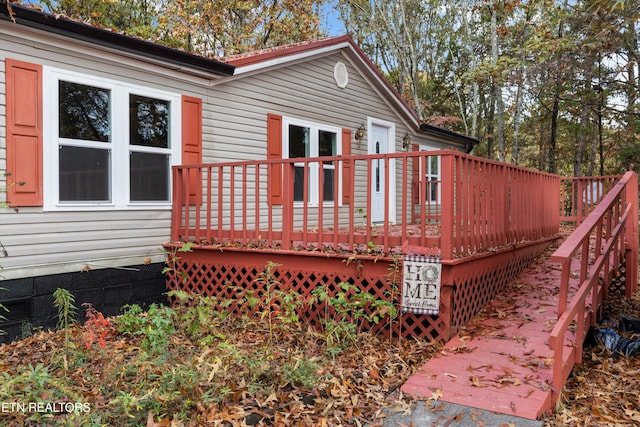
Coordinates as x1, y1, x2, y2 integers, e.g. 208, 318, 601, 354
171, 166, 183, 241
282, 161, 293, 250
624, 172, 638, 296
549, 171, 639, 406
440, 152, 455, 260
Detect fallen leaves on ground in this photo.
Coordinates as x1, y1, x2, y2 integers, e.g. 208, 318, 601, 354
541, 284, 640, 427
0, 314, 439, 426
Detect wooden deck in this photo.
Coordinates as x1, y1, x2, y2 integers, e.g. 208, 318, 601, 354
401, 238, 580, 419
401, 171, 638, 420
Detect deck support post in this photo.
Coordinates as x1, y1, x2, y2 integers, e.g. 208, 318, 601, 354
282, 163, 294, 251
624, 172, 638, 297
440, 152, 455, 260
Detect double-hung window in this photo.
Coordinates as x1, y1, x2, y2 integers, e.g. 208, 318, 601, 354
426, 155, 440, 204
283, 118, 341, 205
43, 68, 181, 210
420, 147, 440, 204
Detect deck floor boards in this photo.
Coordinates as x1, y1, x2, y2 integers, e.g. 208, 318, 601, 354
401, 239, 582, 420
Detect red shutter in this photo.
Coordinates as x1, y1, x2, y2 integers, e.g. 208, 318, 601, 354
6, 58, 43, 207
181, 95, 202, 204
341, 128, 352, 204
267, 113, 283, 205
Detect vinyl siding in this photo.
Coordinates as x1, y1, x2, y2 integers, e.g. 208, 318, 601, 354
0, 23, 212, 279
205, 53, 416, 228
0, 22, 462, 279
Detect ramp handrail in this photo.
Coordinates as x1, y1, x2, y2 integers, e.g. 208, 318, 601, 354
548, 171, 638, 404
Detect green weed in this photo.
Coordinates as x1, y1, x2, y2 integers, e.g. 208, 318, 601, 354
162, 241, 195, 287
53, 288, 77, 371
310, 281, 395, 357
0, 288, 8, 336
115, 303, 175, 354
282, 357, 320, 387
167, 289, 229, 344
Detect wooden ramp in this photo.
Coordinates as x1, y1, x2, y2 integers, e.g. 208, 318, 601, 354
402, 241, 581, 420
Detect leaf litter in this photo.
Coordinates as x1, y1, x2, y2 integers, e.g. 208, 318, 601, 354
541, 282, 640, 426
0, 306, 439, 426
0, 250, 638, 426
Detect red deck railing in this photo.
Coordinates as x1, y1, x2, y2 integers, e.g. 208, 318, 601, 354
560, 175, 621, 223
171, 150, 560, 261
548, 171, 639, 404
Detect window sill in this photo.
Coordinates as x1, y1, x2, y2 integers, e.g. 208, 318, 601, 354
43, 203, 173, 212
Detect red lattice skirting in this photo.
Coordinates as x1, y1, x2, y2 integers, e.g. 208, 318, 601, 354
165, 238, 555, 342
444, 236, 558, 337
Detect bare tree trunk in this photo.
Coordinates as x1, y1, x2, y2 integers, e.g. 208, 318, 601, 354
512, 72, 523, 165
486, 88, 495, 160
549, 85, 559, 174
576, 58, 594, 176
490, 4, 505, 162
625, 0, 638, 158
472, 82, 479, 138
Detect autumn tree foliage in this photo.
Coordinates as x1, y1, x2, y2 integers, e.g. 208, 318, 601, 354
335, 0, 640, 175
160, 0, 326, 56
38, 0, 327, 57
34, 0, 640, 176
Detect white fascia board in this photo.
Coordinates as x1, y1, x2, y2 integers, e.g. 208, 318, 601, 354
229, 41, 353, 75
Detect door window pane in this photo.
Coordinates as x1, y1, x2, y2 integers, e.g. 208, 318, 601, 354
375, 141, 381, 192
130, 152, 170, 201
59, 81, 110, 142
59, 146, 110, 201
130, 94, 170, 148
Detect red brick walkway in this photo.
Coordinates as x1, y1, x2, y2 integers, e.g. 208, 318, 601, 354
401, 240, 580, 420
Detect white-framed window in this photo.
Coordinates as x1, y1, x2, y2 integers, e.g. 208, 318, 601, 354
421, 147, 440, 204
43, 67, 181, 210
282, 117, 342, 205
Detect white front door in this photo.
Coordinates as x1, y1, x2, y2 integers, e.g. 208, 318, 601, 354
369, 124, 389, 223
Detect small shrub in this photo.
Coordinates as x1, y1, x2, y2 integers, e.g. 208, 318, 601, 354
162, 241, 195, 286
116, 303, 145, 334
282, 357, 320, 387
82, 303, 111, 350
167, 289, 228, 344
251, 262, 303, 344
53, 288, 77, 371
310, 282, 395, 357
115, 303, 175, 354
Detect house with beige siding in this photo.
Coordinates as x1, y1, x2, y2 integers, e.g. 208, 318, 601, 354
0, 1, 476, 340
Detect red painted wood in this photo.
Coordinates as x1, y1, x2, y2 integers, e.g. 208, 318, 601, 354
402, 245, 581, 419
170, 151, 560, 261
5, 58, 43, 207
167, 163, 636, 420
549, 171, 638, 403
266, 113, 283, 205
341, 128, 352, 205
624, 172, 638, 296
181, 95, 202, 207
559, 176, 620, 223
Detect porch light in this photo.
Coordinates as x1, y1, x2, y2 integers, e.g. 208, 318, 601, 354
402, 133, 411, 150
354, 123, 366, 141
